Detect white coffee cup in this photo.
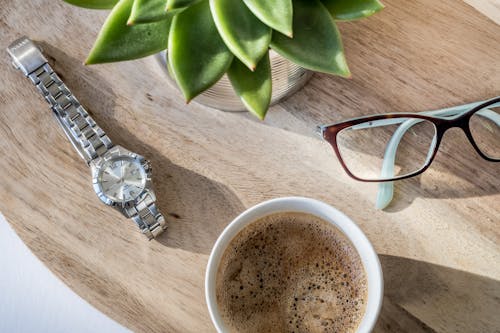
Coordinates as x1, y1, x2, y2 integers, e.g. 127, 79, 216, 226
205, 197, 383, 333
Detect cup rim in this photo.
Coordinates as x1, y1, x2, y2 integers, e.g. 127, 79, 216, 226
205, 196, 383, 333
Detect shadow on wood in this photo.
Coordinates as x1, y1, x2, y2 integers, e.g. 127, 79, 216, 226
375, 254, 500, 332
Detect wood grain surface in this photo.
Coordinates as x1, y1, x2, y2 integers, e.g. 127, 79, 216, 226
1, 0, 499, 332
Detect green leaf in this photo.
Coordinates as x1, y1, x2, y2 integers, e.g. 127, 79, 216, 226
242, 0, 293, 37
128, 0, 169, 24
63, 0, 118, 9
168, 0, 233, 101
270, 0, 350, 77
322, 0, 384, 20
86, 0, 172, 64
166, 0, 198, 10
210, 0, 271, 70
227, 52, 271, 120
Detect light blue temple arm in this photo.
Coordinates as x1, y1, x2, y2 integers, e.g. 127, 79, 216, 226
374, 119, 437, 209
374, 100, 500, 210
476, 109, 500, 126
375, 119, 419, 209
352, 101, 499, 130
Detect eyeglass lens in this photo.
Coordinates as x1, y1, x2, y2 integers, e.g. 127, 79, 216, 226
469, 106, 500, 159
336, 118, 437, 181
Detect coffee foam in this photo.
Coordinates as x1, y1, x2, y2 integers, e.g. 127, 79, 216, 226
216, 212, 367, 333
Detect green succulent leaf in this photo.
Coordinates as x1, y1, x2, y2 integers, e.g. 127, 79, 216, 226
168, 0, 233, 101
166, 0, 198, 10
63, 0, 118, 9
227, 52, 271, 120
242, 0, 293, 37
210, 0, 271, 70
270, 0, 350, 77
86, 0, 172, 64
128, 0, 169, 24
322, 0, 384, 20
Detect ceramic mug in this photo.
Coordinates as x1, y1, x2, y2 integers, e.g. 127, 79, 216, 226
205, 197, 383, 333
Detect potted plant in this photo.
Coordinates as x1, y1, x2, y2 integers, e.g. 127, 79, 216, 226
64, 0, 383, 119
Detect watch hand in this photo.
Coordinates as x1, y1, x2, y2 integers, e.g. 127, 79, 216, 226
104, 170, 121, 181
121, 160, 125, 180
117, 185, 125, 201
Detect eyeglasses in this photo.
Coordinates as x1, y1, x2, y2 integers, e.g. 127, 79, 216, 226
317, 97, 500, 209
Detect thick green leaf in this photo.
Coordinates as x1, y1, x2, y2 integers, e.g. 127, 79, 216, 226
63, 0, 118, 9
168, 0, 233, 101
242, 0, 292, 37
86, 0, 172, 64
128, 0, 169, 24
227, 52, 271, 119
322, 0, 384, 20
166, 0, 197, 10
270, 0, 350, 77
210, 0, 271, 70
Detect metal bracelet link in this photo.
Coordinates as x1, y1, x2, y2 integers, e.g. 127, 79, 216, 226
128, 192, 167, 240
28, 63, 113, 163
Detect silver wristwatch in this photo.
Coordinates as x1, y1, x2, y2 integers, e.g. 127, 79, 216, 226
7, 37, 167, 240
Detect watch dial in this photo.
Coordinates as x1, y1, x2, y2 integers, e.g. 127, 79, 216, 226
98, 157, 146, 203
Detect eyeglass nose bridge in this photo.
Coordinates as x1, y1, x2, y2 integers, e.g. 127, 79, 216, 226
438, 112, 471, 130
435, 113, 475, 144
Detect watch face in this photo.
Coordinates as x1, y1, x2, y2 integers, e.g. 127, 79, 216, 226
98, 156, 147, 203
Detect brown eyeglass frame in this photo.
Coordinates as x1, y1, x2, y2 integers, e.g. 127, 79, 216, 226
317, 97, 500, 182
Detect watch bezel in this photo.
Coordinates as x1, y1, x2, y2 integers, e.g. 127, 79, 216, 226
91, 146, 152, 208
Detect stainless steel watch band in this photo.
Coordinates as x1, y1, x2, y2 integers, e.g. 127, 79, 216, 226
7, 37, 113, 163
8, 37, 167, 240
126, 192, 167, 240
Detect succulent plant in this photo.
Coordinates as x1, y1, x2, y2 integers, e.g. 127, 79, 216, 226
64, 0, 383, 119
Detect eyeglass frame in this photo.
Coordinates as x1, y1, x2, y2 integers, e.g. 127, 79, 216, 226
317, 96, 500, 183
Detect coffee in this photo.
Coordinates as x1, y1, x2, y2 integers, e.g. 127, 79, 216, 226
216, 212, 367, 333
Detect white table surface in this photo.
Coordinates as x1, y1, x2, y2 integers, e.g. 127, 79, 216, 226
0, 213, 130, 333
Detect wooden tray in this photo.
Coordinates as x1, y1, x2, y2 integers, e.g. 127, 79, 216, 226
0, 0, 499, 331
